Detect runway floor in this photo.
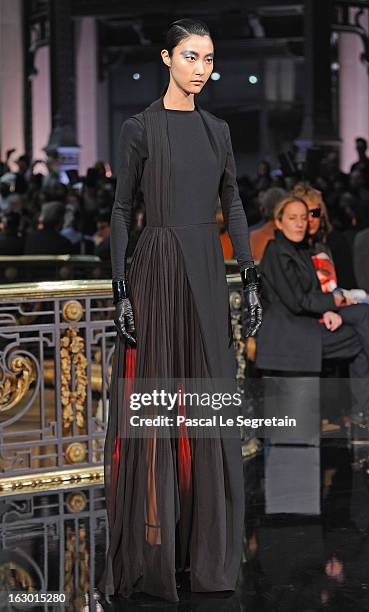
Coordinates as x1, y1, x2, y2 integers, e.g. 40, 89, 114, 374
1, 438, 369, 611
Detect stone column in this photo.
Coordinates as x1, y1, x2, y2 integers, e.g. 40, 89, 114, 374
32, 46, 51, 168
296, 0, 338, 159
75, 17, 98, 175
0, 0, 24, 168
46, 0, 79, 173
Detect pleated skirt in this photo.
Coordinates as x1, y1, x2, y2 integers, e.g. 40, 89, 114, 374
100, 227, 239, 602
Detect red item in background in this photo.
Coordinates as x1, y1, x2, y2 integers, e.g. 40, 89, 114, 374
219, 231, 233, 260
311, 252, 337, 293
111, 346, 137, 520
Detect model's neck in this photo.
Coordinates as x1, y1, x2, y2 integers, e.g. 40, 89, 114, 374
163, 84, 195, 111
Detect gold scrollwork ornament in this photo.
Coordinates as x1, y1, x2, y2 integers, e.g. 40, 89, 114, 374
0, 355, 37, 413
60, 328, 87, 431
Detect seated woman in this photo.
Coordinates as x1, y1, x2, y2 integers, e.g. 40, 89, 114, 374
255, 196, 369, 422
291, 182, 368, 302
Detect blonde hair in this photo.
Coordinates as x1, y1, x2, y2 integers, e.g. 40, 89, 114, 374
291, 181, 332, 234
273, 196, 309, 222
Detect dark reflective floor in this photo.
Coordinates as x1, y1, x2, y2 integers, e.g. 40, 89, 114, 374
1, 439, 369, 611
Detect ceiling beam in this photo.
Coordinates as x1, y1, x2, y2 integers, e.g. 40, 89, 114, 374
71, 0, 304, 18
334, 0, 369, 7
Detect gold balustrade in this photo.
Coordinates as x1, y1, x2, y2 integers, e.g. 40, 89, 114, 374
0, 275, 244, 493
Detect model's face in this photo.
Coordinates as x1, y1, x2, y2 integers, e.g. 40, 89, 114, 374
305, 198, 323, 236
161, 34, 214, 95
275, 201, 308, 242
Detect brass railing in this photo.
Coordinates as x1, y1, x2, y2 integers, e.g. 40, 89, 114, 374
0, 276, 245, 494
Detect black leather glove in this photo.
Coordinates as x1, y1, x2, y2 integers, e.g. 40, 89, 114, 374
241, 266, 263, 338
112, 279, 136, 346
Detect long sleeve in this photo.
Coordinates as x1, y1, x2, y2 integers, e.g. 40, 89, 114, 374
219, 121, 253, 271
110, 117, 145, 281
261, 243, 336, 316
278, 252, 336, 315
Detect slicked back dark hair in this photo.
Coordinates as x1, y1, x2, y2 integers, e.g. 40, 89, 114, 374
165, 18, 212, 57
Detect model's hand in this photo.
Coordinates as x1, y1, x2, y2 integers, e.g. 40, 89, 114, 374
114, 298, 136, 345
323, 311, 342, 331
112, 278, 136, 345
241, 266, 263, 337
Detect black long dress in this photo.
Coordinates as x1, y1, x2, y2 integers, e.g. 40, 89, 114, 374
100, 97, 253, 602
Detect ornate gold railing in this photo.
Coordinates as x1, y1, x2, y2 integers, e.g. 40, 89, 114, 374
0, 276, 245, 494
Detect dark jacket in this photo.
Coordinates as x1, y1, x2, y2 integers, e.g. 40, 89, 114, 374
0, 232, 24, 255
327, 230, 357, 289
256, 230, 336, 372
353, 227, 369, 292
24, 228, 73, 255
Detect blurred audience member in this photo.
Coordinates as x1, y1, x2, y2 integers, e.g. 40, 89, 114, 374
46, 181, 68, 204
250, 187, 286, 262
94, 161, 112, 188
42, 151, 61, 190
93, 210, 111, 260
0, 211, 24, 255
61, 203, 94, 254
0, 178, 12, 211
83, 167, 99, 223
238, 175, 259, 223
350, 137, 369, 184
24, 201, 72, 255
7, 193, 25, 214
292, 182, 357, 289
253, 160, 272, 193
319, 151, 347, 190
348, 168, 369, 229
338, 194, 359, 248
353, 228, 369, 293
14, 154, 31, 193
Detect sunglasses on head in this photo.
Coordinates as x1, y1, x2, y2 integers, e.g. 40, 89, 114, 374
309, 208, 321, 218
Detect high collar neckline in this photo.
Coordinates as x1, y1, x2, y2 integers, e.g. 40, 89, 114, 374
275, 228, 308, 250
147, 96, 201, 113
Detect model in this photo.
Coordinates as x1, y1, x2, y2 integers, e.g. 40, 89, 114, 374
99, 18, 262, 603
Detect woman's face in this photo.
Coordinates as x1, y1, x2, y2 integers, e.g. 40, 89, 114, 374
275, 201, 308, 242
305, 198, 323, 236
161, 34, 214, 95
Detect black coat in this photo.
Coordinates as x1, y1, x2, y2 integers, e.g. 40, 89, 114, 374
24, 228, 73, 255
256, 230, 336, 372
0, 233, 24, 255
327, 230, 357, 289
353, 227, 369, 292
